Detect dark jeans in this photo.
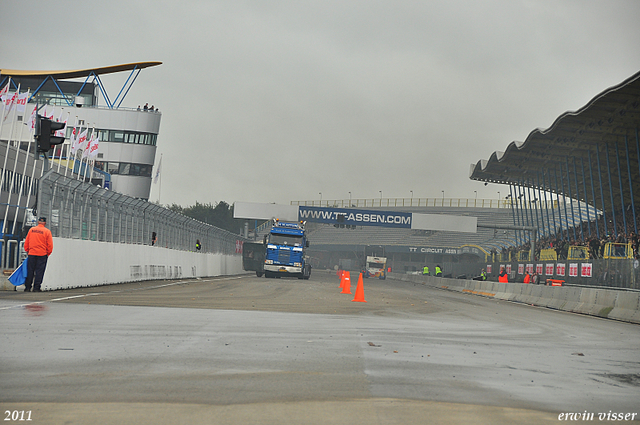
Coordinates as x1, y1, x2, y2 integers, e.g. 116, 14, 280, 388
25, 255, 48, 291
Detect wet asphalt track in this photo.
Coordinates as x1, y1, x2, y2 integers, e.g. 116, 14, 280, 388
1, 270, 639, 424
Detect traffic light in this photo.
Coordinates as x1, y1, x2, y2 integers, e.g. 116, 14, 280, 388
36, 115, 65, 153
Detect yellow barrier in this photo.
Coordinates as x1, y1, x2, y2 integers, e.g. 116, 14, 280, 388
567, 246, 589, 260
539, 249, 558, 261
603, 243, 632, 259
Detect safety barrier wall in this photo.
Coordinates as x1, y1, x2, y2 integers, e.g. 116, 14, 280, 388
479, 260, 639, 289
0, 237, 244, 291
388, 273, 640, 325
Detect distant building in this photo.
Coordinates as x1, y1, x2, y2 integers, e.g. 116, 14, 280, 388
0, 62, 162, 237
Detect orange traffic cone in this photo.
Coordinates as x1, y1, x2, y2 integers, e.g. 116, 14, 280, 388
340, 271, 352, 294
352, 273, 367, 303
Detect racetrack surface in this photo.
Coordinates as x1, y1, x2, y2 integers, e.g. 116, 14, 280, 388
1, 270, 638, 424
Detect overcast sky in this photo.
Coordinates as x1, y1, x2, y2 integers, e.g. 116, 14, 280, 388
3, 0, 640, 207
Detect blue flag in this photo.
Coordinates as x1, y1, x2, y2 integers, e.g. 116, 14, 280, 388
8, 260, 27, 286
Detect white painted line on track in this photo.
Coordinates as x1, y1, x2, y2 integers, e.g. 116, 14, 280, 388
0, 275, 246, 311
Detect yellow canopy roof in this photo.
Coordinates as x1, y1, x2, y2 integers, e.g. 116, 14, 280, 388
0, 62, 162, 79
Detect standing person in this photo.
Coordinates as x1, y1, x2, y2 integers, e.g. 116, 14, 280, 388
473, 268, 487, 281
422, 265, 429, 275
23, 217, 53, 292
151, 232, 157, 246
435, 264, 443, 277
531, 272, 540, 285
498, 266, 508, 283
195, 239, 201, 251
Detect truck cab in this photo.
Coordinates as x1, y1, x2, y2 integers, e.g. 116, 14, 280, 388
264, 220, 311, 279
363, 245, 387, 279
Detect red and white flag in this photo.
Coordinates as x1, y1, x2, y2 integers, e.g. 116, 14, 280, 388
2, 90, 19, 121
15, 92, 29, 113
86, 133, 99, 158
0, 81, 9, 99
26, 104, 38, 133
56, 112, 69, 138
83, 132, 98, 158
71, 126, 88, 154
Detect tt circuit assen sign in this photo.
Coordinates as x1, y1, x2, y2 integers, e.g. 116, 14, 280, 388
298, 206, 412, 228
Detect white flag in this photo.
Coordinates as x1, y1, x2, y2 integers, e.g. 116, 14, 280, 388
26, 105, 37, 133
153, 155, 162, 184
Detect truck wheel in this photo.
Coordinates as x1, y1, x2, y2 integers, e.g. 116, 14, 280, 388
256, 271, 263, 277
303, 266, 311, 280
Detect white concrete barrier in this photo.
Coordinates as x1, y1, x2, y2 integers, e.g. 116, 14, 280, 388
388, 273, 640, 325
1, 237, 244, 291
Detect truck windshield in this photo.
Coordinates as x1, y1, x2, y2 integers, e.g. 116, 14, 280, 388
270, 234, 303, 246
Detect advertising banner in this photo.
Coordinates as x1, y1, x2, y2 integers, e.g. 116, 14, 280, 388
581, 263, 593, 278
299, 206, 412, 228
546, 264, 555, 276
569, 263, 579, 277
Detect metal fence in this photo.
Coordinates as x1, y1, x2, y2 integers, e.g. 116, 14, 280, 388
37, 170, 246, 255
479, 260, 639, 290
416, 259, 639, 290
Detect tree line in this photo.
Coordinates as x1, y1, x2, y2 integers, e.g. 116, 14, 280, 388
166, 201, 265, 234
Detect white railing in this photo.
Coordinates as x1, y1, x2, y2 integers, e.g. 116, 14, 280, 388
291, 198, 510, 208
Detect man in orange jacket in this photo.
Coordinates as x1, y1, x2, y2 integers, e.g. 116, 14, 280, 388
498, 266, 509, 283
23, 217, 53, 292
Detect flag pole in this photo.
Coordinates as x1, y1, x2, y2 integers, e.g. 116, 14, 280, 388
65, 116, 78, 177
13, 103, 38, 234
0, 78, 12, 138
4, 90, 30, 235
153, 153, 162, 204
0, 83, 21, 209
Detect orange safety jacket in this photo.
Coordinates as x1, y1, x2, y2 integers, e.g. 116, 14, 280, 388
24, 223, 53, 257
498, 271, 508, 283
523, 274, 530, 284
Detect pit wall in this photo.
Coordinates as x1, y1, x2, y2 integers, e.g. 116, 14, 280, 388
0, 238, 244, 291
387, 273, 640, 325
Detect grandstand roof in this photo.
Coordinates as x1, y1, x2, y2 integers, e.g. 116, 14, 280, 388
0, 62, 162, 80
469, 71, 640, 216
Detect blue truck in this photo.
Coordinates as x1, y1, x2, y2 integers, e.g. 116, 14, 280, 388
263, 219, 311, 279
